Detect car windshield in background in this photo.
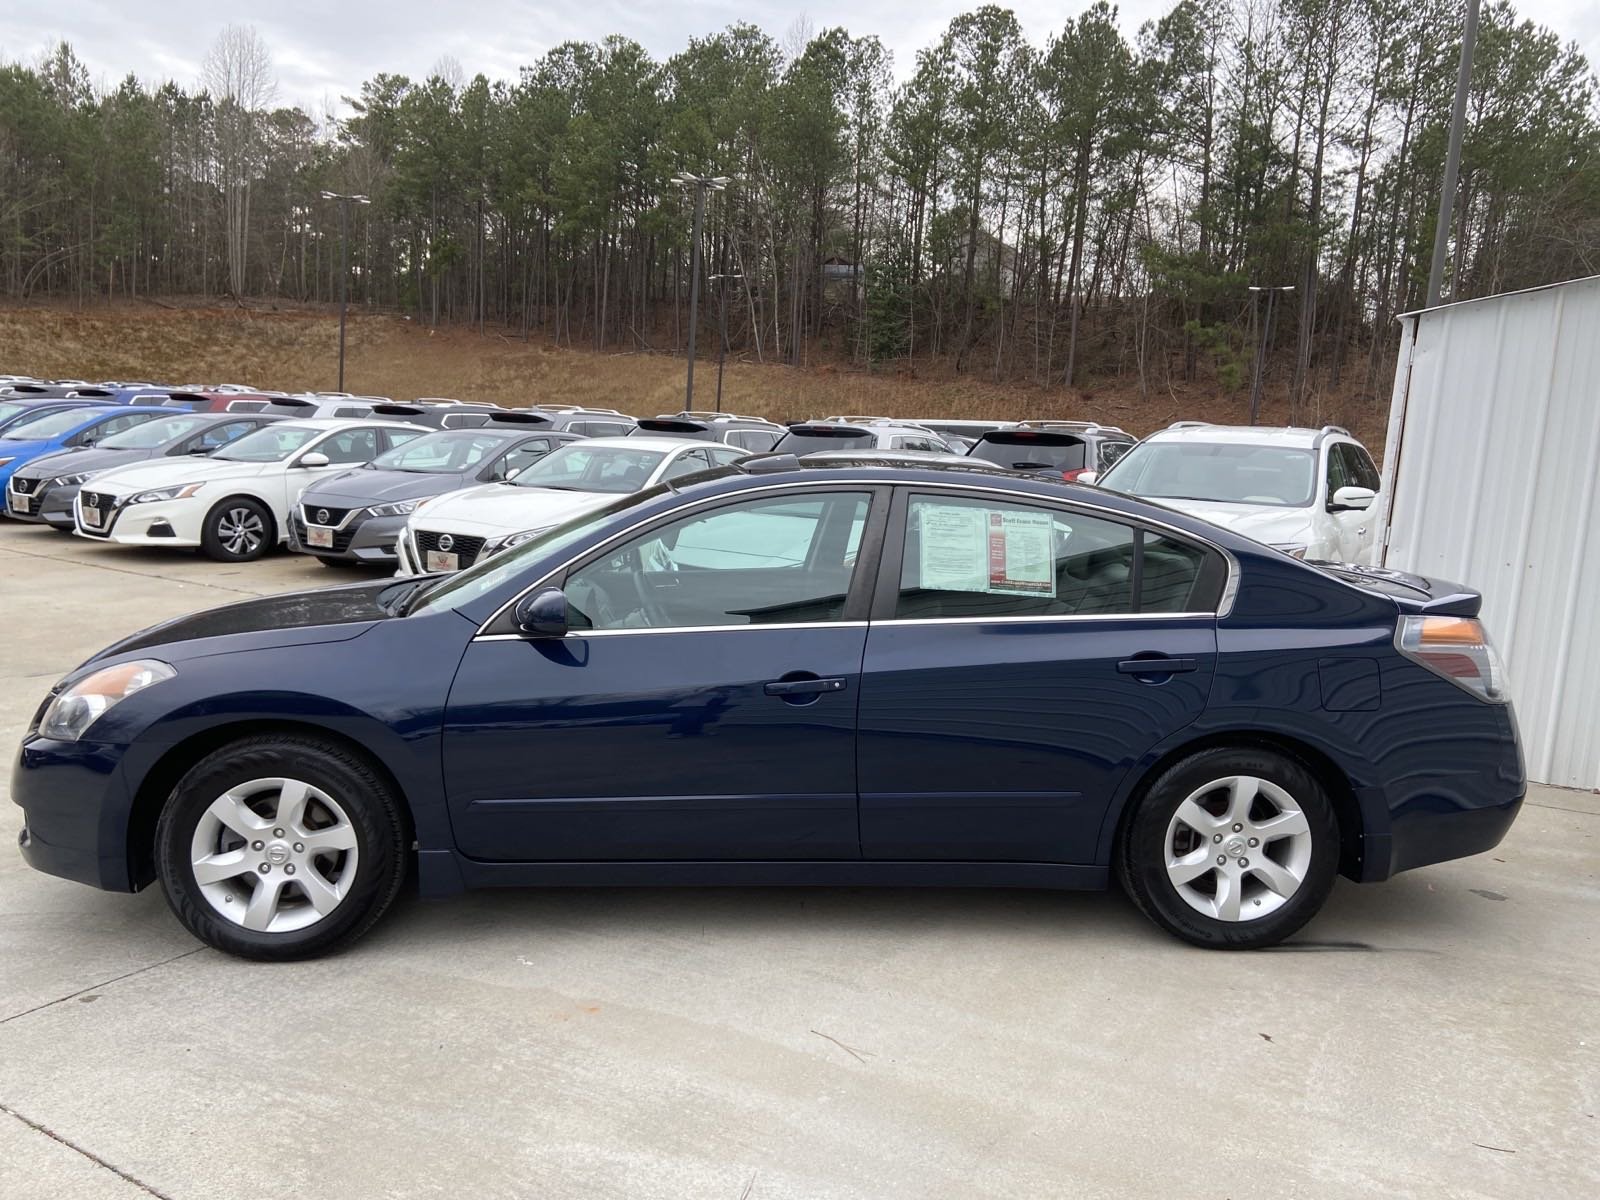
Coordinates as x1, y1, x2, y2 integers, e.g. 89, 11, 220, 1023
967, 433, 1086, 472
371, 430, 506, 473
210, 424, 322, 463
408, 491, 657, 616
510, 444, 665, 493
0, 402, 27, 424
96, 414, 210, 450
773, 427, 874, 455
1, 407, 95, 440
1103, 441, 1316, 508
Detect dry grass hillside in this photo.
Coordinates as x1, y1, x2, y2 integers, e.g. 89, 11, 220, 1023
0, 301, 1392, 448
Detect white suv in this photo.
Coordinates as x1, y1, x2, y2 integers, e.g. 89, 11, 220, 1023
1094, 422, 1384, 564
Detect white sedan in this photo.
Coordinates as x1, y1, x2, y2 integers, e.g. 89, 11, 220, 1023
75, 418, 426, 561
396, 436, 747, 575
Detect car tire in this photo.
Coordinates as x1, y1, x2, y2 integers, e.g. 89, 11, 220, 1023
201, 497, 274, 562
1116, 746, 1340, 950
154, 735, 408, 960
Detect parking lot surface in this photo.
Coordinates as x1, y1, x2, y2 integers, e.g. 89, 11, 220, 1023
1, 521, 1596, 1199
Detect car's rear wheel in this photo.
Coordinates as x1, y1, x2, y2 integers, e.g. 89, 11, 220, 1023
154, 736, 407, 960
201, 497, 273, 562
1116, 747, 1339, 949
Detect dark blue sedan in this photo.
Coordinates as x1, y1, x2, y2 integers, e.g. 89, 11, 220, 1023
12, 456, 1524, 959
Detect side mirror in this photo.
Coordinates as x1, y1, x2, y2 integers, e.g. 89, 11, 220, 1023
1330, 485, 1376, 512
1075, 470, 1100, 485
513, 587, 569, 638
297, 451, 331, 469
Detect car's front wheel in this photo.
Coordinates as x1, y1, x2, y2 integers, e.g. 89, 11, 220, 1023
154, 735, 408, 960
201, 497, 273, 562
1117, 746, 1340, 949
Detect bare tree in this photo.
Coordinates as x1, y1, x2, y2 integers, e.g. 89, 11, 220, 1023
203, 25, 276, 298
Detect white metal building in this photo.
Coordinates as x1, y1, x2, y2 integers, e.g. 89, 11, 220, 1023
1377, 273, 1600, 790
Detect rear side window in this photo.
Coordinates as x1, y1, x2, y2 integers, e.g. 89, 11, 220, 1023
726, 429, 779, 451
893, 494, 1221, 620
333, 406, 372, 419
1099, 440, 1132, 469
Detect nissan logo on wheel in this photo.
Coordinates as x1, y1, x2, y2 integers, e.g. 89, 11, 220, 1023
437, 534, 455, 552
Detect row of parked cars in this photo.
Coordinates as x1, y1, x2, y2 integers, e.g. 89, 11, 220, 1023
1, 375, 1386, 576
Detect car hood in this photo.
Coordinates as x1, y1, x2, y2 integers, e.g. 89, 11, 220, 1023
300, 468, 462, 508
0, 435, 64, 457
84, 455, 269, 495
1144, 498, 1314, 546
85, 579, 404, 666
12, 444, 160, 480
409, 483, 612, 538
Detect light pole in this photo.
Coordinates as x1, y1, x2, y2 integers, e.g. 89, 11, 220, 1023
1426, 0, 1480, 308
321, 191, 371, 392
707, 273, 743, 413
1248, 285, 1295, 426
671, 173, 730, 410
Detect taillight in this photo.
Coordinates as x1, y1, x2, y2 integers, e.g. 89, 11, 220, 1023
1061, 468, 1087, 481
1395, 615, 1508, 703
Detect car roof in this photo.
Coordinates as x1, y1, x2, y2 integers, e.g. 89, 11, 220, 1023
271, 418, 424, 433
573, 435, 702, 453
1142, 423, 1352, 448
800, 450, 1002, 468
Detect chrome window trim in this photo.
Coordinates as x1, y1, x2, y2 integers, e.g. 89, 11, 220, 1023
470, 477, 1239, 638
476, 620, 871, 642
871, 612, 1215, 628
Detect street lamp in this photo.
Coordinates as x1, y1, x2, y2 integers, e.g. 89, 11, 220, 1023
707, 272, 744, 413
321, 191, 371, 392
1248, 285, 1295, 426
672, 173, 731, 409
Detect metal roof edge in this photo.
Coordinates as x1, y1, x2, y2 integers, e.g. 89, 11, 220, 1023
1396, 271, 1600, 320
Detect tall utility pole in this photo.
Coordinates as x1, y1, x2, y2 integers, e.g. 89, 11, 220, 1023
1248, 285, 1295, 425
671, 173, 730, 409
321, 191, 370, 391
1427, 0, 1481, 308
708, 273, 742, 413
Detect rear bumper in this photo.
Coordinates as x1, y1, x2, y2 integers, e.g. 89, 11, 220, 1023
1382, 794, 1523, 878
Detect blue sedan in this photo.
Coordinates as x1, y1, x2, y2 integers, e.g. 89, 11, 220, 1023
0, 405, 166, 492
12, 456, 1524, 959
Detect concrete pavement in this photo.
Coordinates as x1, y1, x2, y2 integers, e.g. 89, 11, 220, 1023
1, 521, 1596, 1199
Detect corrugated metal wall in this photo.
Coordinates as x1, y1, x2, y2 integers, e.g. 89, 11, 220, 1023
1379, 274, 1600, 790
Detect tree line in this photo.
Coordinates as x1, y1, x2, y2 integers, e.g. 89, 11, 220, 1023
1, 0, 1595, 414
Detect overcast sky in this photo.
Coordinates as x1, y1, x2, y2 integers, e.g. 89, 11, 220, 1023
6, 0, 1599, 116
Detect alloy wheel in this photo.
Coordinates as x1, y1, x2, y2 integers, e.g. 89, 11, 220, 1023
217, 506, 265, 556
1163, 775, 1313, 922
188, 777, 361, 933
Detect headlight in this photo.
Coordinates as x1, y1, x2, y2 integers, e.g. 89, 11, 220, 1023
38, 660, 176, 742
128, 483, 206, 504
52, 472, 93, 487
478, 528, 548, 560
367, 498, 420, 518
1270, 543, 1309, 560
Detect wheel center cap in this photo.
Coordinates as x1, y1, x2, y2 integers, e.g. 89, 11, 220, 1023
1224, 836, 1247, 858
265, 842, 292, 866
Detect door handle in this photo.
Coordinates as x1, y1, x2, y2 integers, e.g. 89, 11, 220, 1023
1117, 657, 1198, 676
764, 677, 848, 696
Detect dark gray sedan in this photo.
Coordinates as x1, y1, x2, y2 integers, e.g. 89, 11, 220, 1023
287, 426, 582, 567
5, 411, 282, 529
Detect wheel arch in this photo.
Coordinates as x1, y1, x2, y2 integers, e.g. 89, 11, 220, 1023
125, 719, 415, 891
204, 491, 279, 545
1103, 730, 1373, 882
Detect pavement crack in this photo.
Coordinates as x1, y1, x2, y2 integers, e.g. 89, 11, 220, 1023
0, 1102, 177, 1199
0, 948, 205, 1027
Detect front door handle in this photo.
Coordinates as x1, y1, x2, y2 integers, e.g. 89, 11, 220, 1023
764, 677, 848, 696
1117, 656, 1198, 676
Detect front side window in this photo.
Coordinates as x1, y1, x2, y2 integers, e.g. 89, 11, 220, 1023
510, 444, 666, 493
893, 495, 1218, 620
372, 430, 504, 473
317, 427, 381, 463
332, 406, 372, 419
94, 412, 159, 438
566, 492, 871, 631
212, 424, 323, 462
191, 420, 261, 451
1101, 441, 1316, 508
662, 448, 713, 480
492, 439, 551, 479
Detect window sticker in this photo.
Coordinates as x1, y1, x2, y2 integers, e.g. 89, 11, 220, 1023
917, 504, 1056, 597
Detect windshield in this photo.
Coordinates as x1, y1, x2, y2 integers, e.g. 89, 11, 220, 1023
967, 434, 1086, 472
370, 430, 507, 473
211, 424, 322, 463
1101, 440, 1316, 507
510, 444, 664, 493
98, 414, 210, 450
773, 427, 874, 455
409, 490, 658, 616
1, 407, 98, 440
0, 402, 25, 424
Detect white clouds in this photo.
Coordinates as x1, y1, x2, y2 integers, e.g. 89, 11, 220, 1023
5, 0, 1597, 111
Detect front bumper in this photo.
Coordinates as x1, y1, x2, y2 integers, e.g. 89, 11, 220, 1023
75, 493, 202, 547
12, 736, 142, 892
287, 509, 405, 564
7, 479, 80, 527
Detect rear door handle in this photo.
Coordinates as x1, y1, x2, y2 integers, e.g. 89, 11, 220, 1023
764, 677, 848, 696
1117, 657, 1198, 675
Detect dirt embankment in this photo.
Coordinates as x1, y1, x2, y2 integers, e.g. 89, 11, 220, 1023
0, 300, 1390, 446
